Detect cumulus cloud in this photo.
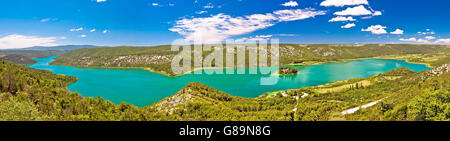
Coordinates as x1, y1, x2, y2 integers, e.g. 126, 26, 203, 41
0, 34, 59, 49
399, 37, 417, 42
169, 8, 326, 43
435, 39, 450, 44
341, 23, 356, 28
320, 0, 368, 7
152, 3, 159, 6
399, 37, 431, 43
390, 29, 404, 35
90, 29, 96, 32
96, 0, 106, 3
282, 1, 299, 7
69, 27, 83, 32
425, 36, 436, 40
329, 16, 356, 22
80, 35, 87, 38
361, 25, 387, 34
103, 30, 108, 34
416, 38, 429, 43
334, 5, 373, 16
373, 11, 382, 16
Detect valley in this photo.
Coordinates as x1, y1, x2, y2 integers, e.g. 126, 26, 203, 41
0, 44, 449, 121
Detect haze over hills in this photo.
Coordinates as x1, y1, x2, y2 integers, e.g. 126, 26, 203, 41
0, 50, 66, 64
21, 45, 99, 51
0, 45, 99, 64
0, 54, 36, 64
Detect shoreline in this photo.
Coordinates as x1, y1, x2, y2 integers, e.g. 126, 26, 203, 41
49, 54, 436, 77
47, 55, 438, 99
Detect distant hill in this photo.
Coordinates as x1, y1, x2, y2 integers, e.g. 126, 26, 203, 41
0, 54, 36, 64
0, 50, 66, 58
0, 50, 66, 64
50, 44, 450, 76
23, 45, 99, 51
0, 45, 97, 64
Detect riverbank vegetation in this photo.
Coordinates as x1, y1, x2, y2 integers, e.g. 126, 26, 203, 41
278, 67, 298, 75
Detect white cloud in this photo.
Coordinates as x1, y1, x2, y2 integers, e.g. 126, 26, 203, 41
196, 11, 208, 14
341, 23, 356, 28
69, 27, 83, 32
238, 35, 273, 41
399, 37, 430, 43
399, 37, 417, 42
0, 34, 59, 49
282, 1, 299, 7
273, 9, 326, 21
80, 35, 87, 38
40, 18, 57, 23
361, 25, 387, 34
390, 29, 404, 35
103, 30, 108, 34
425, 36, 436, 40
40, 18, 51, 23
329, 16, 356, 22
435, 39, 450, 44
170, 8, 325, 43
417, 29, 436, 35
417, 38, 429, 43
373, 11, 382, 16
320, 0, 368, 7
90, 29, 96, 32
334, 5, 373, 16
152, 3, 159, 6
40, 18, 56, 23
169, 3, 175, 6
360, 16, 373, 19
96, 0, 106, 3
203, 3, 214, 9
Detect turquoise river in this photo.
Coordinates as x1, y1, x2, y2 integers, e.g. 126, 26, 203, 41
30, 56, 430, 106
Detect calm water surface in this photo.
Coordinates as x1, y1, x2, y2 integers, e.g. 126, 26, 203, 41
30, 56, 430, 106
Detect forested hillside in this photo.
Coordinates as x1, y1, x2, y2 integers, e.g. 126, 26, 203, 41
0, 50, 66, 64
51, 44, 450, 76
23, 45, 98, 51
1, 56, 449, 121
0, 54, 36, 64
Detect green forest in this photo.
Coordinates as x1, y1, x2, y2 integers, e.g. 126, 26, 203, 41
1, 52, 449, 121
50, 44, 450, 76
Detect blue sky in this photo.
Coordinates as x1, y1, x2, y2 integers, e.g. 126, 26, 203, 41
0, 0, 450, 49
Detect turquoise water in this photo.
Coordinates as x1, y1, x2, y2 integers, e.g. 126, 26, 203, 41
30, 56, 430, 106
